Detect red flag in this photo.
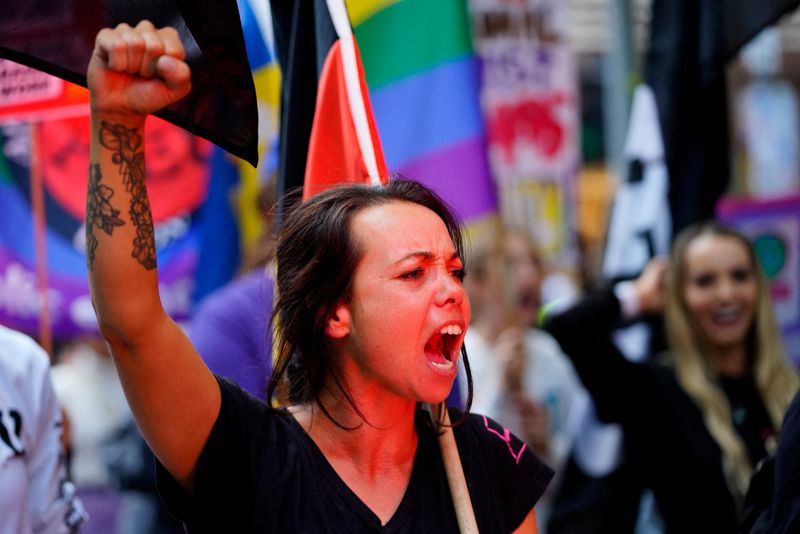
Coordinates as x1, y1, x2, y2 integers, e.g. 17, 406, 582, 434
304, 38, 387, 200
271, 0, 387, 206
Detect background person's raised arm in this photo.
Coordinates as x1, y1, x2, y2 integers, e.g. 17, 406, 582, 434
86, 21, 220, 492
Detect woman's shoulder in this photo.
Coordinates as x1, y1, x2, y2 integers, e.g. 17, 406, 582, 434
450, 408, 552, 476
0, 325, 50, 379
214, 376, 299, 437
647, 352, 681, 382
188, 378, 309, 481
453, 410, 528, 454
447, 408, 555, 524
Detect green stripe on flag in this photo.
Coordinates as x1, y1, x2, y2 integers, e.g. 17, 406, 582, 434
354, 0, 473, 89
0, 138, 12, 184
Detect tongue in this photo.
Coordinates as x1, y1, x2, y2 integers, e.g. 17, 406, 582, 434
425, 334, 449, 364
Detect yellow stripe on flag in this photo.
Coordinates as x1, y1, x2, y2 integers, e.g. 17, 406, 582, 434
237, 63, 282, 250
253, 63, 281, 108
345, 0, 400, 27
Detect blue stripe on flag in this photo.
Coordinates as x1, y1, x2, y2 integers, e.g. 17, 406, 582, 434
238, 0, 273, 70
370, 56, 484, 167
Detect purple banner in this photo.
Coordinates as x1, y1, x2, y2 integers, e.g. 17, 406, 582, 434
718, 193, 800, 367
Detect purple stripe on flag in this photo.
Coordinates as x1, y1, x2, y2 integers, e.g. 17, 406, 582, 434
396, 136, 497, 222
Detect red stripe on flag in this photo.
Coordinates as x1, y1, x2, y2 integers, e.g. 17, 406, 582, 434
303, 40, 387, 201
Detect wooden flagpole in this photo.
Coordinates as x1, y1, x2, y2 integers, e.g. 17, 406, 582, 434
430, 402, 479, 533
29, 123, 53, 358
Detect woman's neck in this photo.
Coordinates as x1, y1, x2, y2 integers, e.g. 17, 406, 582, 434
710, 344, 749, 378
292, 388, 419, 476
290, 394, 418, 525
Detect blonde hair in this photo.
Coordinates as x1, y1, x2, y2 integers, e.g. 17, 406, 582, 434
664, 221, 799, 502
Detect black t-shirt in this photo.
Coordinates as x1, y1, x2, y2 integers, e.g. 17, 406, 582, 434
742, 390, 800, 534
718, 374, 776, 466
157, 377, 553, 533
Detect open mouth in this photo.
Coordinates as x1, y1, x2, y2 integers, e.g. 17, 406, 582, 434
711, 307, 743, 326
518, 292, 536, 309
424, 324, 463, 370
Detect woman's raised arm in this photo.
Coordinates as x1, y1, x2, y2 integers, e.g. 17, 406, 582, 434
86, 20, 220, 492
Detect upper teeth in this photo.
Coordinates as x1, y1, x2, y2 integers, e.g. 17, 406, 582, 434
715, 308, 740, 320
440, 324, 462, 336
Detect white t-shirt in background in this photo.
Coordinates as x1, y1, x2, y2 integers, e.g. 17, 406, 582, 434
0, 325, 86, 533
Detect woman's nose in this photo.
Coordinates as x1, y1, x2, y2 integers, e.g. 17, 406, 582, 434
434, 270, 466, 307
715, 278, 736, 301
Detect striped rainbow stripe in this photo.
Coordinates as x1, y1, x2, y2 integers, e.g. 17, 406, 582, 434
350, 0, 497, 224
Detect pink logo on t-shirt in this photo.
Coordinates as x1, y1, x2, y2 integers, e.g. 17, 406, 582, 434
482, 416, 526, 464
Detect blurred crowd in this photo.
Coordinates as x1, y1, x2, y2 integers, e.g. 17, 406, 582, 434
2, 183, 799, 532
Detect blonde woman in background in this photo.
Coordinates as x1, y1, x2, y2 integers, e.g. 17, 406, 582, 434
663, 223, 798, 499
545, 221, 799, 534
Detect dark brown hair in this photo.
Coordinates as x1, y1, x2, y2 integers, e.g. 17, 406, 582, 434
267, 179, 473, 426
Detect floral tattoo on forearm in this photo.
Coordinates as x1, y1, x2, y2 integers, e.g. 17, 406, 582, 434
86, 163, 125, 271
97, 121, 157, 270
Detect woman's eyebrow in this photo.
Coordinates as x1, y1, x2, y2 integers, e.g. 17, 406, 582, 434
394, 250, 459, 265
395, 251, 434, 264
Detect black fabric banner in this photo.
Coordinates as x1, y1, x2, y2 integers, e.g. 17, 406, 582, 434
646, 0, 800, 234
269, 0, 338, 208
0, 0, 259, 166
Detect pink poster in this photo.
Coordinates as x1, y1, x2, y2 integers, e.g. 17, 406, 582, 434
470, 0, 579, 267
718, 194, 800, 367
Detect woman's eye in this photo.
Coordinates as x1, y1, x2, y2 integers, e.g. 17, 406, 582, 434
694, 274, 714, 288
732, 268, 752, 282
451, 268, 466, 281
400, 268, 424, 280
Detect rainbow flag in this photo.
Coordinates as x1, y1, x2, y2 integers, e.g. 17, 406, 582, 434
350, 0, 497, 224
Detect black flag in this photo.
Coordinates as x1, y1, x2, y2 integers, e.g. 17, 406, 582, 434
645, 0, 800, 233
270, 0, 338, 203
0, 0, 259, 166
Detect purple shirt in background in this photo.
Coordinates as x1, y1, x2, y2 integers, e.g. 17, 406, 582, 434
190, 270, 274, 400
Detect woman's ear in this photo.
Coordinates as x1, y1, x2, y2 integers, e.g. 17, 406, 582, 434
325, 304, 352, 339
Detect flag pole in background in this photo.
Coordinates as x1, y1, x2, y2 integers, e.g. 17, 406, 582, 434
429, 402, 480, 534
29, 125, 53, 357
